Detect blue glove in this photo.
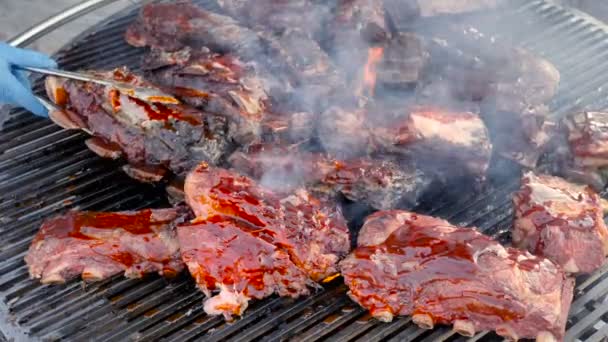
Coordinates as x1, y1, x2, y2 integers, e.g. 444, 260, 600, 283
0, 42, 57, 117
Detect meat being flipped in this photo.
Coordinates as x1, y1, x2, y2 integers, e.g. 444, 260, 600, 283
177, 163, 350, 319
25, 209, 186, 284
340, 210, 574, 342
513, 172, 608, 274
141, 47, 317, 145
44, 68, 233, 182
142, 47, 270, 143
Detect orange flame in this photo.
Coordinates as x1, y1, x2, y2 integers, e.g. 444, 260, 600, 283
361, 47, 384, 97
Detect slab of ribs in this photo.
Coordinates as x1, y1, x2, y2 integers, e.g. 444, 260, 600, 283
23, 0, 608, 339
340, 210, 573, 341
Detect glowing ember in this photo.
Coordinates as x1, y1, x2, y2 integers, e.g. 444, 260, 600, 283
361, 47, 384, 97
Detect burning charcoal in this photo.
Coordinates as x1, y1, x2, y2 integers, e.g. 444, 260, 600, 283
341, 210, 574, 341
179, 163, 350, 319
328, 0, 391, 101
229, 147, 433, 210
513, 172, 608, 274
377, 32, 430, 88
25, 209, 186, 284
45, 69, 233, 180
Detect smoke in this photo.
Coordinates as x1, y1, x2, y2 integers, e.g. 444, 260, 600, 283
132, 0, 561, 212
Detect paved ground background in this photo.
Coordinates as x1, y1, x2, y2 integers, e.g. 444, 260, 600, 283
1, 0, 608, 54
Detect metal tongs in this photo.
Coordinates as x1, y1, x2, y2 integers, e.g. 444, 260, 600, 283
20, 66, 181, 107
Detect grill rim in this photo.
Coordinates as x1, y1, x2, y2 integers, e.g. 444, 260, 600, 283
3, 0, 608, 341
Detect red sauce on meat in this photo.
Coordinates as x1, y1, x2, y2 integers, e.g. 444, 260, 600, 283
72, 210, 160, 237
127, 96, 202, 126
347, 217, 527, 324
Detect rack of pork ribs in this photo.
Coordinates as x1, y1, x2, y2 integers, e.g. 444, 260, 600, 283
25, 0, 608, 341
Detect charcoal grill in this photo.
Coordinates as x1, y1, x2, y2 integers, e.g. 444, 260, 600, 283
2, 0, 608, 341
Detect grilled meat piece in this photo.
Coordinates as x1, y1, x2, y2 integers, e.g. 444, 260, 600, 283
127, 2, 342, 111
259, 28, 343, 111
143, 47, 319, 145
377, 33, 430, 88
318, 106, 492, 182
419, 26, 559, 167
45, 69, 233, 180
341, 210, 574, 341
557, 111, 608, 189
142, 47, 269, 143
216, 0, 331, 38
565, 111, 608, 168
178, 163, 350, 319
25, 209, 186, 284
229, 147, 433, 210
125, 2, 264, 60
333, 0, 390, 44
513, 172, 608, 274
403, 108, 492, 182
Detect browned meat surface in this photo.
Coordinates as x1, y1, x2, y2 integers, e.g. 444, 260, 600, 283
318, 106, 492, 182
178, 163, 350, 318
217, 0, 331, 38
403, 108, 492, 182
513, 172, 608, 274
25, 209, 186, 284
565, 111, 608, 168
126, 2, 342, 112
418, 26, 559, 167
44, 69, 233, 180
125, 2, 264, 60
555, 111, 608, 189
259, 28, 344, 111
333, 0, 390, 44
142, 47, 269, 143
340, 210, 574, 341
229, 146, 432, 210
377, 33, 430, 88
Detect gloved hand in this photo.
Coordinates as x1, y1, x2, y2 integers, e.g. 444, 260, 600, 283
0, 42, 57, 117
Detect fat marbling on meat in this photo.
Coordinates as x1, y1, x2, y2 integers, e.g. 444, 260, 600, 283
178, 163, 350, 319
340, 210, 573, 342
25, 209, 185, 284
513, 172, 608, 274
